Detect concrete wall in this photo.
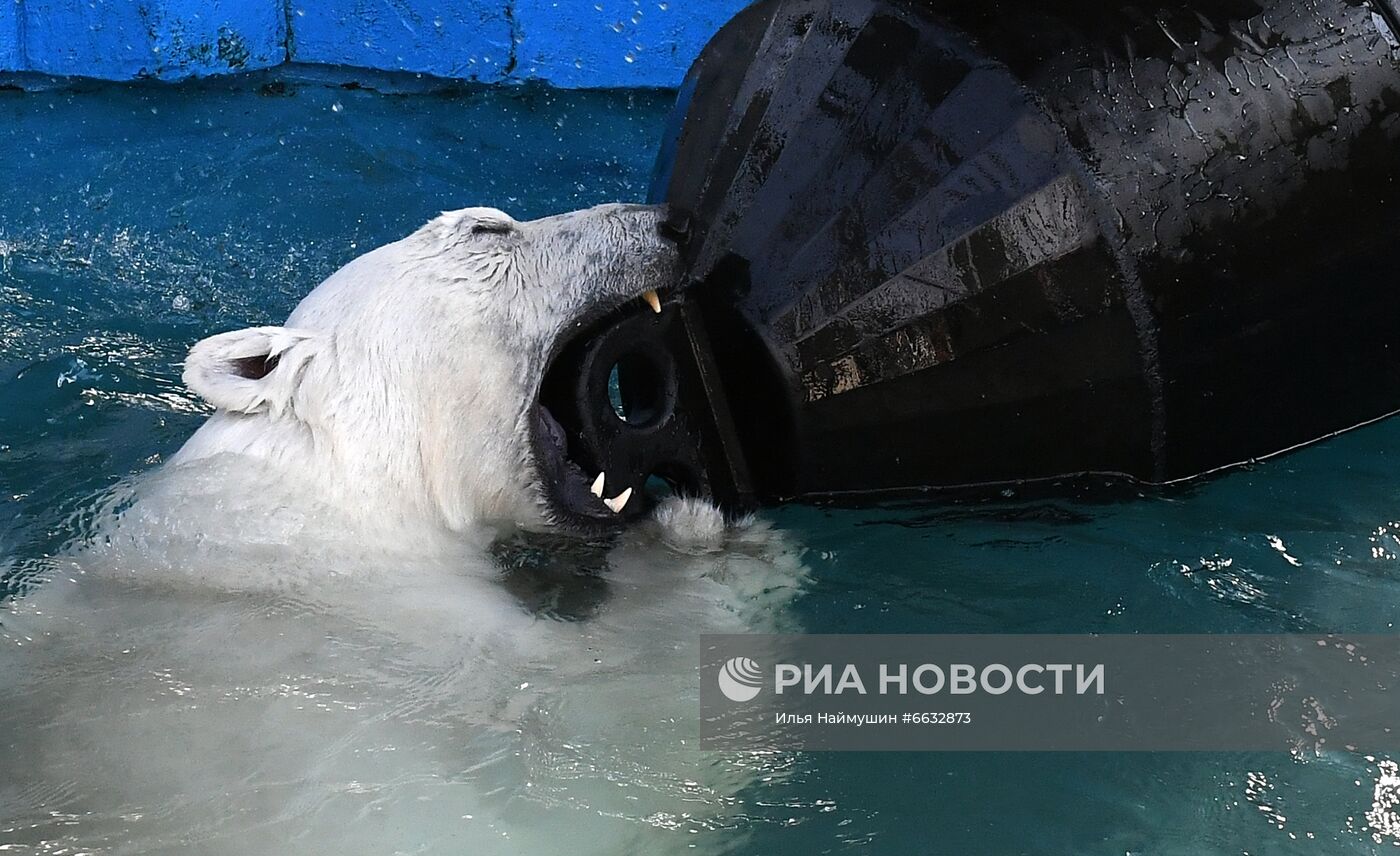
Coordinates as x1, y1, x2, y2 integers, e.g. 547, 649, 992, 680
0, 0, 750, 86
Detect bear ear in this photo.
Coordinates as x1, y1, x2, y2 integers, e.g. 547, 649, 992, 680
182, 326, 323, 416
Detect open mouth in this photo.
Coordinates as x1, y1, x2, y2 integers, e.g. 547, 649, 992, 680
531, 286, 674, 532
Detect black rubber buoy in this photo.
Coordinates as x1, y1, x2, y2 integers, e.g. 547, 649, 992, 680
544, 0, 1400, 514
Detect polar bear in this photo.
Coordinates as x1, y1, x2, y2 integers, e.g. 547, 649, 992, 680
0, 203, 812, 856
175, 202, 680, 534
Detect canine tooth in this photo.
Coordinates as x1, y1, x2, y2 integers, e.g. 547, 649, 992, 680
604, 487, 633, 513
590, 472, 606, 497
642, 290, 661, 314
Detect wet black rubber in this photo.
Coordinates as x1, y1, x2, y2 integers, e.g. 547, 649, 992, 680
549, 0, 1400, 511
655, 0, 1400, 504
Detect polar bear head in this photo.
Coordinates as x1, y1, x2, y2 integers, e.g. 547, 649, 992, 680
176, 203, 681, 534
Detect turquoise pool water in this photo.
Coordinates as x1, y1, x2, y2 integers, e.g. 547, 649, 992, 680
3, 74, 1400, 854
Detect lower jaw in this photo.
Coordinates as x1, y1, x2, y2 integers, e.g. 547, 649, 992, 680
530, 406, 630, 534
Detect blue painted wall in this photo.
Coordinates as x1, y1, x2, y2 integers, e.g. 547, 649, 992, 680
1, 0, 20, 71
511, 0, 748, 88
21, 0, 286, 79
0, 0, 751, 86
289, 0, 509, 81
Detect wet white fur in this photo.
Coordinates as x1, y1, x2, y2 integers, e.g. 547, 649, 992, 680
0, 206, 809, 855
177, 204, 679, 530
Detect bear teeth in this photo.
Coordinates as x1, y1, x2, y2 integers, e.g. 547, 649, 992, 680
590, 472, 606, 497
603, 487, 633, 513
642, 290, 661, 314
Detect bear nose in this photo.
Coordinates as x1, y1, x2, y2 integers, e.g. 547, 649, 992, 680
657, 209, 691, 245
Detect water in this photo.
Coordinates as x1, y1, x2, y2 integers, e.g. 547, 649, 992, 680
2, 72, 1400, 854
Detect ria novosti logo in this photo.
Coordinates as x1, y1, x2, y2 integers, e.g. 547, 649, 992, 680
715, 654, 1107, 704
717, 656, 764, 702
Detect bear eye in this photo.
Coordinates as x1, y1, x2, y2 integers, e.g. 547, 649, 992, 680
470, 221, 514, 236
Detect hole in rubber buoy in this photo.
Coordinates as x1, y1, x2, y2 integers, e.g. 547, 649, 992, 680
606, 350, 672, 428
644, 474, 676, 501
644, 464, 700, 503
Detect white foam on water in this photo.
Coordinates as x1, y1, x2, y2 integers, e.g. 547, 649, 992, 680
0, 456, 809, 855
